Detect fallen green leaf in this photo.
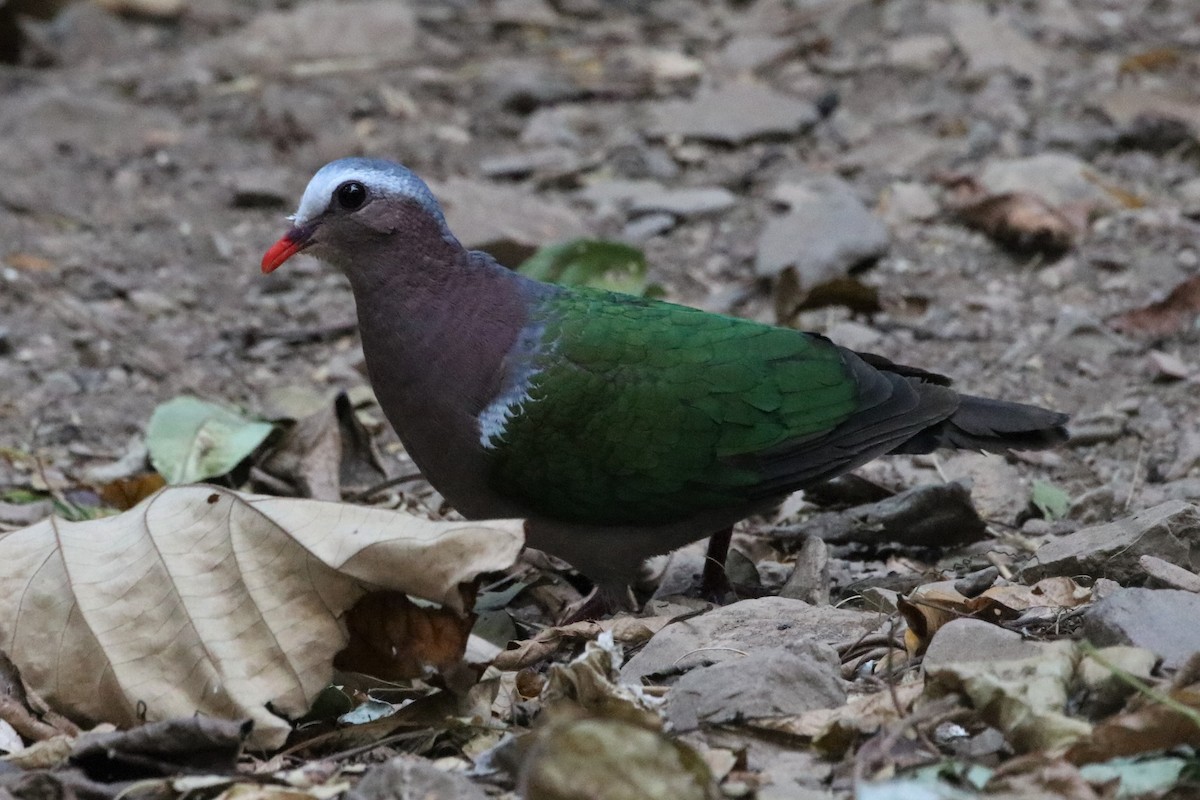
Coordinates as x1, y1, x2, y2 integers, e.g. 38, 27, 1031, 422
1080, 756, 1192, 799
518, 239, 661, 297
1031, 479, 1070, 521
146, 396, 275, 484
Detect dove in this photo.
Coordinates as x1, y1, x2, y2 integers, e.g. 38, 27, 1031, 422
263, 157, 1068, 606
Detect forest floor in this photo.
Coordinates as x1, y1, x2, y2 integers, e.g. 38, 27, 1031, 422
2, 0, 1200, 798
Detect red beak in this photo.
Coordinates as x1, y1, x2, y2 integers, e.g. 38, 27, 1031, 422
261, 225, 315, 274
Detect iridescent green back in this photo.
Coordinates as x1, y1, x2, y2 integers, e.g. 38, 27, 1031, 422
485, 289, 860, 524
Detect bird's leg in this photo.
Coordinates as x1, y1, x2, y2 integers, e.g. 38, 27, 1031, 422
699, 526, 734, 602
557, 583, 636, 624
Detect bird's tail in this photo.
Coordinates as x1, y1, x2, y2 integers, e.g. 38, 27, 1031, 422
892, 394, 1069, 455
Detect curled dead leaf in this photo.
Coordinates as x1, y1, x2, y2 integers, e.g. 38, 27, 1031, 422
334, 591, 476, 682
1109, 274, 1200, 337
0, 487, 523, 748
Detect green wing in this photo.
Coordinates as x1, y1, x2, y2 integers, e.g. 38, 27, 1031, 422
484, 289, 861, 524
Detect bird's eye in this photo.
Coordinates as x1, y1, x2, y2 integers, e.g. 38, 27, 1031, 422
334, 180, 367, 210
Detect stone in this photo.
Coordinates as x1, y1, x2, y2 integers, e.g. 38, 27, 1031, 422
779, 535, 829, 605
1025, 501, 1200, 584
649, 82, 820, 145
886, 34, 953, 73
629, 186, 737, 219
1099, 89, 1200, 138
622, 213, 676, 242
718, 35, 797, 73
1083, 588, 1200, 670
205, 0, 418, 72
979, 153, 1119, 210
621, 597, 884, 682
881, 181, 940, 225
432, 178, 586, 266
666, 642, 844, 731
1178, 177, 1200, 217
756, 175, 889, 282
778, 481, 987, 548
345, 755, 488, 800
923, 618, 1045, 669
944, 3, 1048, 82
479, 148, 581, 179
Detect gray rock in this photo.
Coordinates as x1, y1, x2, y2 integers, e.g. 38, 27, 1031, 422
622, 212, 676, 242
667, 642, 844, 731
576, 179, 664, 210
881, 181, 940, 225
227, 167, 293, 209
479, 147, 581, 179
756, 175, 889, 281
979, 153, 1118, 210
203, 0, 418, 73
779, 535, 829, 605
1178, 177, 1200, 217
776, 481, 987, 548
1024, 501, 1200, 584
621, 596, 884, 682
1083, 588, 1200, 669
717, 35, 797, 73
649, 83, 820, 145
923, 618, 1045, 669
886, 34, 953, 73
945, 3, 1048, 82
629, 186, 737, 218
344, 755, 488, 800
433, 178, 586, 266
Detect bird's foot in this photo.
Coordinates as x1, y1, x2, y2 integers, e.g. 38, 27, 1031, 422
557, 584, 636, 624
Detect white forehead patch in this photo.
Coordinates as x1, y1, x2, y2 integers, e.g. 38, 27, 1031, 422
290, 157, 447, 227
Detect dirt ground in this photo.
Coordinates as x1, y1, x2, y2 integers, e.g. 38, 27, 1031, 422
2, 0, 1199, 519
4, 0, 1200, 796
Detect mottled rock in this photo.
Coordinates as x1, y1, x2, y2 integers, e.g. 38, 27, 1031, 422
1083, 588, 1200, 669
649, 83, 819, 145
345, 755, 488, 800
979, 153, 1119, 210
945, 3, 1048, 82
1025, 501, 1200, 584
667, 642, 844, 731
886, 34, 953, 73
205, 0, 418, 72
629, 186, 737, 218
433, 178, 586, 266
924, 618, 1045, 669
622, 597, 883, 682
756, 175, 889, 281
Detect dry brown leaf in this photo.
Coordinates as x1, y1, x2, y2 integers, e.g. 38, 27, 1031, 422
99, 472, 167, 510
986, 752, 1106, 800
959, 192, 1076, 256
334, 590, 475, 681
493, 615, 674, 671
966, 577, 1092, 623
0, 486, 524, 748
898, 581, 971, 655
1118, 47, 1183, 76
1110, 274, 1200, 337
3, 253, 55, 272
1065, 680, 1200, 764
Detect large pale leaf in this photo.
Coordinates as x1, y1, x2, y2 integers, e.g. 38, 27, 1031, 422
0, 487, 524, 748
147, 396, 275, 484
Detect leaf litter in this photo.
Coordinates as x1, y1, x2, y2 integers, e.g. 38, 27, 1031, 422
4, 1, 1200, 798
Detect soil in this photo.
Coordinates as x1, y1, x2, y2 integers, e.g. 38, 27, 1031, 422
1, 1, 1199, 530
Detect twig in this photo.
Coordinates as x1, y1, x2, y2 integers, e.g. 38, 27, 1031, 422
348, 472, 426, 502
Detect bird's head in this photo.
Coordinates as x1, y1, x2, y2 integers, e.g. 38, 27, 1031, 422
261, 157, 456, 274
